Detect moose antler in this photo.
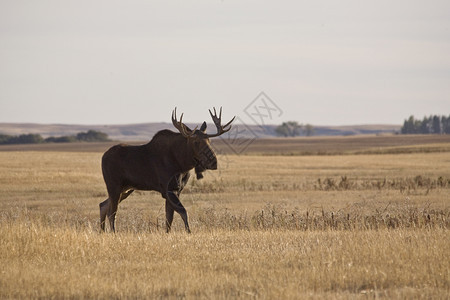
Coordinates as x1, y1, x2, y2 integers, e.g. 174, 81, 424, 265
172, 108, 197, 138
207, 107, 236, 138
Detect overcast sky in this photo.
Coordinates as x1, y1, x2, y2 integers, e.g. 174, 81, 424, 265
1, 0, 449, 126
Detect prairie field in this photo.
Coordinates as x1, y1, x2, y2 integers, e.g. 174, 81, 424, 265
0, 135, 449, 299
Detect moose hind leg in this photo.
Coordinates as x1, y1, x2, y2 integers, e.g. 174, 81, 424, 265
106, 194, 120, 233
99, 198, 109, 232
165, 199, 175, 233
166, 191, 191, 233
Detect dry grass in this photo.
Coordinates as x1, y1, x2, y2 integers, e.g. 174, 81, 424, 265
1, 218, 449, 299
0, 138, 449, 298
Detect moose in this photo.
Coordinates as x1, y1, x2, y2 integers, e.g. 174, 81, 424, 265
99, 107, 235, 233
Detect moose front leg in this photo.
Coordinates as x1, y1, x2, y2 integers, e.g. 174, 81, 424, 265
99, 198, 109, 232
166, 191, 191, 233
165, 199, 175, 233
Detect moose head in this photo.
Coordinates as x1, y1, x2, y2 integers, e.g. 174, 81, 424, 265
172, 107, 235, 174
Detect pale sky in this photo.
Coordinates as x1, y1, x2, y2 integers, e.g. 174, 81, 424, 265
1, 0, 449, 126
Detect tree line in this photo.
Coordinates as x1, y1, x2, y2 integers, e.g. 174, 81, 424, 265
0, 130, 110, 145
275, 121, 314, 137
401, 115, 450, 134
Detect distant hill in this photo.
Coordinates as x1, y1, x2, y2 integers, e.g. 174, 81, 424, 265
0, 122, 401, 142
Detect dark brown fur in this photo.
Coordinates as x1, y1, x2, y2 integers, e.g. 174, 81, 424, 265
100, 108, 233, 233
99, 129, 218, 233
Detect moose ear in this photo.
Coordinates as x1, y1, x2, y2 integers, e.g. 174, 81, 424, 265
200, 121, 207, 133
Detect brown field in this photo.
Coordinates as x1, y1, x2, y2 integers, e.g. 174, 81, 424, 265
2, 133, 450, 155
0, 135, 449, 299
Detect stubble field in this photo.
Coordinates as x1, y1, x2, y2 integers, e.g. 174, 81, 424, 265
0, 135, 449, 299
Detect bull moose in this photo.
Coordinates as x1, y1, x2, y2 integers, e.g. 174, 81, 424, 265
99, 107, 235, 233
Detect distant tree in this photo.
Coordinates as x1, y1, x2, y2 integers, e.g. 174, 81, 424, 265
442, 115, 450, 134
15, 134, 44, 144
275, 122, 302, 137
401, 114, 449, 134
45, 136, 77, 143
76, 130, 110, 142
0, 130, 110, 144
0, 134, 11, 144
275, 125, 288, 137
415, 118, 424, 133
305, 124, 314, 136
420, 116, 430, 134
432, 115, 441, 134
401, 116, 416, 134
0, 134, 44, 144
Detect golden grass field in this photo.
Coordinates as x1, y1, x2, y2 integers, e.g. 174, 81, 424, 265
0, 135, 449, 299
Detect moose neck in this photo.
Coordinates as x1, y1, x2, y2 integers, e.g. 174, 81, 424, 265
170, 134, 197, 173
148, 130, 197, 175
